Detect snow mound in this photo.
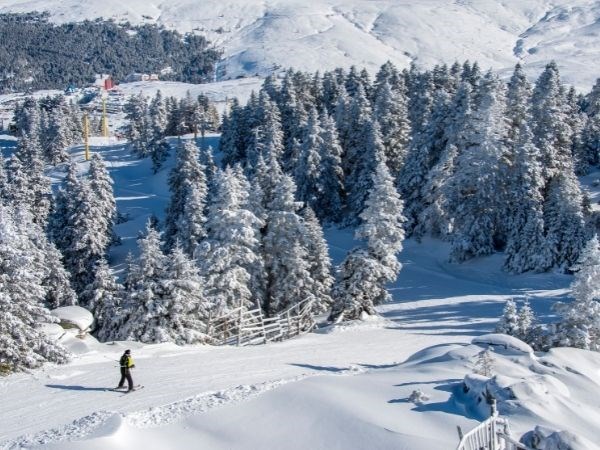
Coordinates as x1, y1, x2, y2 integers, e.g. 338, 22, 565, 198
38, 323, 67, 341
51, 306, 94, 332
472, 333, 534, 354
521, 425, 599, 450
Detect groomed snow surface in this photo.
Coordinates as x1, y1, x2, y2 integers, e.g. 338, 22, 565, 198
1, 139, 599, 449
0, 0, 599, 89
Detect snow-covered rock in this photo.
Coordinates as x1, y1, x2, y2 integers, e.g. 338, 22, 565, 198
51, 306, 94, 333
472, 333, 534, 354
38, 323, 67, 341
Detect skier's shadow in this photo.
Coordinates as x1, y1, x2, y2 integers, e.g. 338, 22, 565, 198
46, 384, 109, 392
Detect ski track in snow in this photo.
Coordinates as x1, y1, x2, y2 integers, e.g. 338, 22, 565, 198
3, 368, 367, 449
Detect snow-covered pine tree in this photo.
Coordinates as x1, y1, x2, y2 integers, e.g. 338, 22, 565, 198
124, 93, 150, 157
503, 123, 552, 273
263, 174, 315, 315
530, 62, 572, 182
278, 74, 307, 168
345, 115, 386, 222
220, 98, 247, 166
330, 161, 406, 321
42, 240, 77, 309
543, 171, 587, 269
517, 299, 535, 342
295, 107, 323, 212
197, 167, 264, 316
82, 258, 123, 340
88, 154, 116, 250
162, 243, 209, 344
4, 155, 29, 208
444, 73, 507, 262
414, 82, 470, 239
14, 97, 41, 139
164, 139, 207, 251
301, 207, 334, 313
473, 348, 494, 377
44, 105, 70, 165
316, 110, 344, 222
15, 134, 52, 226
374, 80, 410, 179
555, 236, 600, 350
118, 223, 171, 343
0, 204, 69, 373
496, 299, 519, 336
149, 90, 168, 141
398, 71, 435, 230
150, 138, 171, 173
177, 181, 208, 256
578, 78, 600, 171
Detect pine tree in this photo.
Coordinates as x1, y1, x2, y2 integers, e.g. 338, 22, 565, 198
330, 161, 406, 321
15, 134, 52, 226
473, 348, 494, 377
543, 172, 587, 269
295, 107, 323, 212
150, 138, 171, 173
555, 236, 600, 350
149, 90, 168, 141
517, 299, 535, 342
197, 168, 264, 315
496, 299, 519, 336
444, 73, 507, 262
530, 62, 572, 181
374, 80, 410, 178
164, 140, 207, 250
42, 240, 77, 309
301, 208, 334, 313
503, 124, 552, 273
118, 223, 170, 343
177, 181, 208, 256
88, 154, 116, 251
0, 204, 69, 373
44, 106, 70, 165
82, 258, 123, 340
124, 93, 150, 157
4, 155, 29, 208
316, 111, 344, 222
263, 174, 315, 315
162, 243, 209, 344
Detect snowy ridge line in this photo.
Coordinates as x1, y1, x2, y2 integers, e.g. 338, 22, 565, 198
1, 365, 368, 449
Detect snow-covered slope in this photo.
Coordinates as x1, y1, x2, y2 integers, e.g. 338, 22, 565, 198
0, 138, 598, 448
0, 0, 598, 88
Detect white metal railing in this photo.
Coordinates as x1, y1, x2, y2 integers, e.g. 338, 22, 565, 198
457, 402, 533, 450
207, 298, 316, 346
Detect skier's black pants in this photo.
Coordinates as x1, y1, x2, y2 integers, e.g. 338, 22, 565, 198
118, 368, 133, 390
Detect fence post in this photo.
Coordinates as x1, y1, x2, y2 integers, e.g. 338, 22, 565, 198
237, 307, 243, 347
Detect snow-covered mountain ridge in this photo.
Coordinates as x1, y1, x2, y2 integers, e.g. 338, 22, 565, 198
0, 0, 599, 89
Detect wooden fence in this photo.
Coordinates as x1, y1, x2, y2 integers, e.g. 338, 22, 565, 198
207, 298, 316, 346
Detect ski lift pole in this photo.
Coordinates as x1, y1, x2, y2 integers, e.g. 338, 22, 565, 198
83, 113, 90, 161
102, 95, 109, 138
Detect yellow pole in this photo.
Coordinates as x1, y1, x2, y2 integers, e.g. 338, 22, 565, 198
83, 114, 90, 161
102, 97, 109, 138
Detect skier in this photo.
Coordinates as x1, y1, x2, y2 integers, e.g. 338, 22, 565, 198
116, 349, 135, 391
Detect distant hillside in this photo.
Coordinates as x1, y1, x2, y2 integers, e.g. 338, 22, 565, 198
0, 0, 599, 88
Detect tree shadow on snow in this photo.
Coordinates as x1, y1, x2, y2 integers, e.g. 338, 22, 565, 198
388, 381, 482, 420
46, 384, 110, 392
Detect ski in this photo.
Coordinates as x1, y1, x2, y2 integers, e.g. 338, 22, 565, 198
119, 385, 144, 396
